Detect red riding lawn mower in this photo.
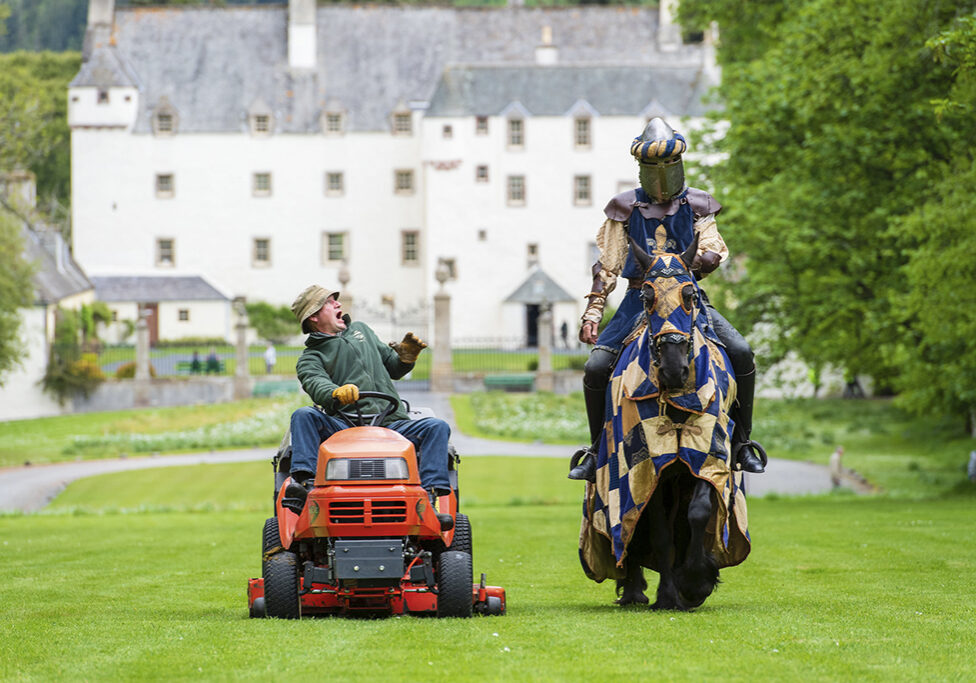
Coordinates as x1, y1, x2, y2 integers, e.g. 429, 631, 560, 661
247, 392, 506, 619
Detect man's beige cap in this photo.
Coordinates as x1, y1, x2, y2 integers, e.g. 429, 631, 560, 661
291, 285, 340, 325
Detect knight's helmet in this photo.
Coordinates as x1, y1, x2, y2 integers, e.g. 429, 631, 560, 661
630, 117, 688, 203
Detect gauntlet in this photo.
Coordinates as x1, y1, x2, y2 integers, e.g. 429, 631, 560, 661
390, 332, 427, 363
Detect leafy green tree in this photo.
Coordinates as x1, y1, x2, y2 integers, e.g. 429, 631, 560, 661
0, 51, 80, 204
890, 13, 976, 432
0, 209, 36, 385
41, 306, 105, 404
682, 0, 975, 407
245, 301, 297, 344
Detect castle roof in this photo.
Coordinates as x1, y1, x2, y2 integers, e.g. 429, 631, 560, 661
71, 5, 717, 133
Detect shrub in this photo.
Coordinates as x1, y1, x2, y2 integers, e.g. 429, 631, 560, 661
114, 361, 157, 379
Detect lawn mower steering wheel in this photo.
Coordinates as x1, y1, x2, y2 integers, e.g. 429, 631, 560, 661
337, 391, 402, 427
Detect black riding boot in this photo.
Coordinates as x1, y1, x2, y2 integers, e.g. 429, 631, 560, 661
731, 369, 767, 474
568, 383, 605, 482
282, 470, 313, 513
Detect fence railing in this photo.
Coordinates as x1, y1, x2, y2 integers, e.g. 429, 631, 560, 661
96, 339, 588, 380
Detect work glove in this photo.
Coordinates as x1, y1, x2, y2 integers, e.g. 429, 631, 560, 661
691, 250, 721, 278
389, 332, 427, 364
332, 383, 360, 406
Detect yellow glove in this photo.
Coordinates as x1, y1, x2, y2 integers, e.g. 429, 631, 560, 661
389, 332, 428, 364
332, 384, 359, 406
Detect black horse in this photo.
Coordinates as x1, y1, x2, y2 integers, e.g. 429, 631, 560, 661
578, 235, 751, 610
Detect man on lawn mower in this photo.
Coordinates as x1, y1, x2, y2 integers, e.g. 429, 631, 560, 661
283, 284, 454, 530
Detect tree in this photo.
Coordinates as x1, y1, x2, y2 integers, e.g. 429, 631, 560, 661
679, 0, 976, 411
891, 13, 976, 432
0, 208, 36, 386
0, 51, 80, 205
246, 301, 297, 344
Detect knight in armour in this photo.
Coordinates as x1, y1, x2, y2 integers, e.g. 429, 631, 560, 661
568, 117, 766, 482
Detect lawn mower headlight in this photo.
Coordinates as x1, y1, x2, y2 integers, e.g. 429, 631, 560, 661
325, 457, 409, 481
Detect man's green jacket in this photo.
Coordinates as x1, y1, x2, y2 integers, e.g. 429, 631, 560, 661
296, 322, 413, 424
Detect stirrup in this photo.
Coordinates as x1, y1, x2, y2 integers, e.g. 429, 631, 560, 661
732, 439, 768, 473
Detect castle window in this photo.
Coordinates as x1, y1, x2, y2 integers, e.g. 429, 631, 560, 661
527, 243, 539, 268
253, 238, 271, 266
155, 173, 174, 198
507, 118, 524, 148
253, 115, 271, 134
442, 124, 453, 138
392, 112, 412, 136
507, 175, 526, 206
252, 172, 272, 197
178, 309, 190, 322
97, 89, 109, 104
324, 112, 344, 135
476, 116, 489, 135
156, 113, 174, 134
394, 169, 415, 195
575, 117, 592, 148
325, 172, 344, 196
574, 175, 592, 206
156, 238, 175, 267
475, 165, 489, 183
323, 232, 347, 263
401, 231, 420, 265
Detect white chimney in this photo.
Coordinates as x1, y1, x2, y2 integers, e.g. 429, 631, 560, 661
87, 0, 115, 27
657, 0, 681, 53
289, 0, 317, 70
535, 26, 558, 66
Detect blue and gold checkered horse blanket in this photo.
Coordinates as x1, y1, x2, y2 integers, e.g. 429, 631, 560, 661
578, 282, 751, 581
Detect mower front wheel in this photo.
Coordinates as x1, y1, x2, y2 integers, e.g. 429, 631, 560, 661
436, 550, 473, 618
264, 550, 301, 619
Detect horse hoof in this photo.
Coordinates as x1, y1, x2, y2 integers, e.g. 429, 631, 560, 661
615, 592, 649, 606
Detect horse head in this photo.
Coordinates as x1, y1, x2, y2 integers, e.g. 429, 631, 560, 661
629, 233, 700, 392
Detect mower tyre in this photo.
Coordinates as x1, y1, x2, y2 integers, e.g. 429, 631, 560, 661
262, 517, 280, 575
264, 549, 301, 619
436, 550, 473, 618
448, 513, 472, 558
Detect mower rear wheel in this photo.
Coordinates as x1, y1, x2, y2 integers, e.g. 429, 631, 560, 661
436, 551, 473, 618
264, 550, 301, 619
448, 513, 472, 558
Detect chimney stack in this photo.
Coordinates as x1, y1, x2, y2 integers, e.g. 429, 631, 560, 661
535, 25, 558, 66
87, 0, 115, 28
289, 0, 317, 70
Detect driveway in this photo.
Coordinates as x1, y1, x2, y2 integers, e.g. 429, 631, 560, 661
0, 391, 839, 513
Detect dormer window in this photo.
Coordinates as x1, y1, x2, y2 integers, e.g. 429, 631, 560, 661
152, 97, 179, 136
323, 111, 344, 135
392, 111, 412, 136
248, 101, 274, 136
507, 118, 524, 148
157, 114, 173, 132
575, 116, 591, 149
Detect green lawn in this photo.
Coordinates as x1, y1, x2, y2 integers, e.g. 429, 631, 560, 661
2, 458, 975, 680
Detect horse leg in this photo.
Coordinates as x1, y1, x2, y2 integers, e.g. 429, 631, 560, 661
647, 484, 680, 610
674, 477, 720, 609
614, 552, 648, 606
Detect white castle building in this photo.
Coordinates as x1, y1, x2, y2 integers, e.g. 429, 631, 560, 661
69, 0, 718, 344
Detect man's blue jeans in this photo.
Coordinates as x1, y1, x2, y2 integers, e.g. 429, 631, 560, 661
289, 406, 452, 491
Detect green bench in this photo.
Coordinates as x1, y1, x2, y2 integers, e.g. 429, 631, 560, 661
176, 360, 225, 374
483, 373, 536, 392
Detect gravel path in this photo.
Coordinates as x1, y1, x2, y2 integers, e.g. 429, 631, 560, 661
0, 391, 840, 513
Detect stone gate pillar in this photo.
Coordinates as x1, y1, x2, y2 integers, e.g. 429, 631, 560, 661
234, 299, 251, 400
536, 303, 554, 392
431, 263, 453, 393
134, 307, 151, 407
